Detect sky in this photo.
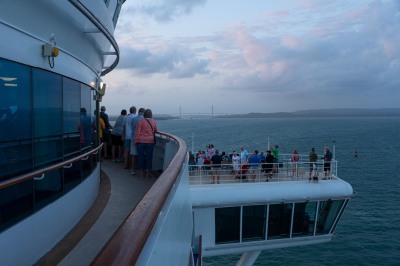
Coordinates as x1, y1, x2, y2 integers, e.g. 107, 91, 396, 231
102, 0, 400, 116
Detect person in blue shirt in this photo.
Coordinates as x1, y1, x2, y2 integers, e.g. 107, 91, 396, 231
248, 150, 261, 181
78, 108, 92, 147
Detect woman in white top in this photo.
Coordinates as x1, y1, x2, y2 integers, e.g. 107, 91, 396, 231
197, 154, 205, 171
232, 151, 241, 177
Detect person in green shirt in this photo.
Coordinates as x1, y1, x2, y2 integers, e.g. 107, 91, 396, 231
272, 145, 279, 173
309, 147, 318, 179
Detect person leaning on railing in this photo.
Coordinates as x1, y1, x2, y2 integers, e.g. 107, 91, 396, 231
134, 109, 158, 179
265, 150, 274, 181
210, 150, 223, 184
248, 150, 262, 181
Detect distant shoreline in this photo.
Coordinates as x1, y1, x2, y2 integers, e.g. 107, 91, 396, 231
215, 108, 400, 118
109, 108, 400, 120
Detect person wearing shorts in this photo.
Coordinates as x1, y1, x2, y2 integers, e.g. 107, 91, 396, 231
323, 147, 332, 179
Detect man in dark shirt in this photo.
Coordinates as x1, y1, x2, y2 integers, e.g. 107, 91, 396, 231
323, 147, 332, 179
265, 150, 275, 180
211, 150, 223, 184
309, 147, 318, 180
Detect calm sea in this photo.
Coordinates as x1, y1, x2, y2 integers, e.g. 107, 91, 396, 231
157, 117, 400, 266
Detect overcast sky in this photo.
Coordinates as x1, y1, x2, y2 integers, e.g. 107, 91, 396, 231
102, 0, 400, 116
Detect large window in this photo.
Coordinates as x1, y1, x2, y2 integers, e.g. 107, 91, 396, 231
293, 201, 317, 237
63, 78, 81, 157
215, 207, 240, 244
0, 60, 32, 179
242, 205, 266, 241
32, 69, 63, 168
316, 200, 345, 235
215, 199, 348, 245
268, 203, 292, 239
0, 57, 99, 232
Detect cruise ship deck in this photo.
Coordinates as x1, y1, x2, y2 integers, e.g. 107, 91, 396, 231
36, 160, 156, 266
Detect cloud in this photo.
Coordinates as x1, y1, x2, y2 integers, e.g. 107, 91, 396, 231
124, 0, 207, 22
103, 1, 400, 115
211, 0, 400, 100
117, 45, 210, 78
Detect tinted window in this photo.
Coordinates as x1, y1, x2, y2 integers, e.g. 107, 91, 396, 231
316, 199, 345, 235
0, 60, 31, 141
32, 69, 62, 137
32, 69, 63, 167
292, 202, 318, 237
268, 203, 292, 239
0, 59, 33, 179
63, 78, 80, 133
242, 205, 266, 241
63, 78, 81, 155
215, 207, 240, 244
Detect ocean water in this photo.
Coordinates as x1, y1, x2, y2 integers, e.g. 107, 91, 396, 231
157, 117, 400, 266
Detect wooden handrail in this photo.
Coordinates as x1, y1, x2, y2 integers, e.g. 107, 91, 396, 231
91, 133, 187, 265
0, 144, 103, 190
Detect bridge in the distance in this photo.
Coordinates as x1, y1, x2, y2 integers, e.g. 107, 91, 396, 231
169, 106, 229, 118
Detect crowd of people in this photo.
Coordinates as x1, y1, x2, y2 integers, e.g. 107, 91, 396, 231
84, 105, 158, 179
81, 107, 334, 182
189, 144, 333, 183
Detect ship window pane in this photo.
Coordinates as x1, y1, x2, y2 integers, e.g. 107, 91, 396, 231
34, 169, 63, 210
32, 69, 62, 137
292, 202, 317, 237
80, 84, 93, 149
0, 59, 33, 180
215, 207, 240, 244
63, 78, 81, 155
268, 203, 292, 239
242, 205, 266, 241
32, 69, 63, 167
0, 179, 34, 232
316, 199, 345, 235
63, 78, 80, 133
330, 199, 349, 233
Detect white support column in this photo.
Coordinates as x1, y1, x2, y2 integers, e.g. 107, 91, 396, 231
236, 251, 262, 266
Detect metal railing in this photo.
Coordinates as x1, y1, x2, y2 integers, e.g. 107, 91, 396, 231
0, 144, 102, 190
189, 154, 338, 185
